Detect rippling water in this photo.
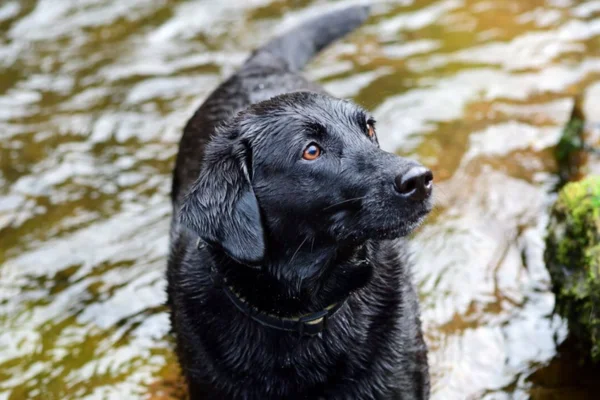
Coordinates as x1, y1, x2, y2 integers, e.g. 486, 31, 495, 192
2, 1, 600, 399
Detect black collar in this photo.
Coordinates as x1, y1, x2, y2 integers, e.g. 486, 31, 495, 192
197, 239, 347, 336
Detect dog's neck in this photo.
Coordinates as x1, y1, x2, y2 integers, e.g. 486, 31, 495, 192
212, 239, 373, 317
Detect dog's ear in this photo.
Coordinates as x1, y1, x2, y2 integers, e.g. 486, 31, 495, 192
179, 136, 264, 264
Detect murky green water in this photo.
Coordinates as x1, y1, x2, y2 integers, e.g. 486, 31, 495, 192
2, 0, 600, 399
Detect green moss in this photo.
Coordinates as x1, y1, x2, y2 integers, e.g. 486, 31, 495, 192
546, 176, 600, 361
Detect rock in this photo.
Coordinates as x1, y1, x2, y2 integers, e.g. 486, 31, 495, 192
555, 95, 600, 187
545, 176, 600, 361
555, 96, 587, 185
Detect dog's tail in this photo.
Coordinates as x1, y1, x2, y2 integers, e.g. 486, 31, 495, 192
255, 5, 370, 71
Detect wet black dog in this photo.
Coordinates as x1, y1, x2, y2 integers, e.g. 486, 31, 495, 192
167, 6, 432, 400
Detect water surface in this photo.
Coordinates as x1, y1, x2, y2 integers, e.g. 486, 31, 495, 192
2, 0, 600, 399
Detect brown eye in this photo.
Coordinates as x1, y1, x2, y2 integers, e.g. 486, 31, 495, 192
302, 143, 321, 160
367, 124, 375, 138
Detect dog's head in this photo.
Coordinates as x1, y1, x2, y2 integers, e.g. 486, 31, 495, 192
180, 92, 433, 266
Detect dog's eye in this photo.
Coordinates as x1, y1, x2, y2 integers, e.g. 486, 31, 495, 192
302, 143, 322, 160
367, 123, 375, 138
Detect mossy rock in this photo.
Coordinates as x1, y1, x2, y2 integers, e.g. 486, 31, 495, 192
545, 176, 600, 361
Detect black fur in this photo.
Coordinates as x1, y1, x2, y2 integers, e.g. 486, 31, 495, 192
167, 6, 431, 399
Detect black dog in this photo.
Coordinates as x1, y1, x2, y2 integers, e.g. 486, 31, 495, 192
167, 6, 432, 399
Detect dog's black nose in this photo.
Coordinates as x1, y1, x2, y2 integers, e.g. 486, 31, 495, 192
395, 166, 433, 201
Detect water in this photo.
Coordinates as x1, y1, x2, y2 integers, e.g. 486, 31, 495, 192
1, 0, 600, 399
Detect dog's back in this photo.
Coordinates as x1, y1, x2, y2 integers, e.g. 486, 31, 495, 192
171, 6, 370, 207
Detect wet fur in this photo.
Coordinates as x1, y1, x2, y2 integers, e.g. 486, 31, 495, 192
167, 6, 431, 400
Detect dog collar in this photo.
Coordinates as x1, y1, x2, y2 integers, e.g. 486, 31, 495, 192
196, 239, 347, 336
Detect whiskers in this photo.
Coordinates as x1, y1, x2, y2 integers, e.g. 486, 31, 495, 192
427, 183, 450, 221
288, 236, 309, 266
323, 196, 367, 210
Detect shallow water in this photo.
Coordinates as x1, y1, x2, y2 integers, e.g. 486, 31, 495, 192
1, 0, 600, 399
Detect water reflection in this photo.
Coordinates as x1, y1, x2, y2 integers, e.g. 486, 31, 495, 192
1, 0, 600, 398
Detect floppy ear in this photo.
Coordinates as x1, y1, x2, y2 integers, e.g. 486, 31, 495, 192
179, 137, 265, 264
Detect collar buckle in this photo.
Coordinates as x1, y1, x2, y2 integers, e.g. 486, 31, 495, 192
298, 309, 329, 336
